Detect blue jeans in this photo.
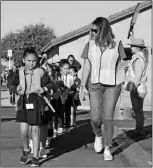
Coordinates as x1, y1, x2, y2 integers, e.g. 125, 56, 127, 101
89, 83, 121, 146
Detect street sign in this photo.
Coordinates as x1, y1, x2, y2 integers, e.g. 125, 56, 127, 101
8, 49, 12, 57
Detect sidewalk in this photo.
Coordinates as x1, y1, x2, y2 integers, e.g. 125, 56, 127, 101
1, 109, 152, 167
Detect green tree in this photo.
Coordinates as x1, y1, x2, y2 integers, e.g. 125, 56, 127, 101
1, 23, 56, 66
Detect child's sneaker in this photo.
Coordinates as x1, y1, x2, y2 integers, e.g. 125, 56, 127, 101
57, 127, 64, 134
20, 147, 31, 164
65, 127, 70, 132
39, 147, 47, 159
30, 157, 40, 167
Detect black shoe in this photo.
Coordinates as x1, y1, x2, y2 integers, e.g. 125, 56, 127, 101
20, 147, 31, 164
65, 127, 70, 133
30, 157, 40, 167
126, 128, 146, 139
135, 128, 146, 136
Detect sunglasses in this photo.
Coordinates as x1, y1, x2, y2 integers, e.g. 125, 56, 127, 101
91, 29, 98, 34
69, 59, 73, 62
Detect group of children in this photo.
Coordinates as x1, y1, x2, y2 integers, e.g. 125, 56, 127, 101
43, 58, 81, 147
12, 46, 81, 167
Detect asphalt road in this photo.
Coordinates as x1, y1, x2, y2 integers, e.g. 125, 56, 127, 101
1, 107, 152, 167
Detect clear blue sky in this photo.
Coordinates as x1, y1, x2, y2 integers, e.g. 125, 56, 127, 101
1, 1, 142, 38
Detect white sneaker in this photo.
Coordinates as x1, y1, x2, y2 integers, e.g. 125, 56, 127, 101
57, 127, 64, 134
94, 136, 103, 153
29, 139, 33, 154
104, 148, 113, 161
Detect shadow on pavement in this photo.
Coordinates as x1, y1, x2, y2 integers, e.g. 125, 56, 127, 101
1, 118, 16, 123
40, 119, 94, 166
112, 124, 152, 156
1, 97, 8, 100
77, 110, 89, 115
1, 89, 8, 92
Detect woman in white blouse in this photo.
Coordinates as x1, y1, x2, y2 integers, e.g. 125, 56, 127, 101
80, 17, 127, 160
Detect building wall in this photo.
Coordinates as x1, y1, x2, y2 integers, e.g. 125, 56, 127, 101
47, 47, 60, 64
49, 10, 152, 109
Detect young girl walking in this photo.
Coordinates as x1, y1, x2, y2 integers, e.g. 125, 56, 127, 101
45, 63, 59, 147
13, 47, 52, 167
69, 66, 81, 127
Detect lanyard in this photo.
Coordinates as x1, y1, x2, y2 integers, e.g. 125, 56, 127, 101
24, 69, 34, 101
65, 74, 67, 86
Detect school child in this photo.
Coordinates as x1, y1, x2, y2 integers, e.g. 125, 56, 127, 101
12, 47, 53, 167
30, 60, 57, 156
38, 70, 53, 159
38, 57, 54, 158
69, 66, 81, 127
34, 56, 57, 158
59, 59, 74, 131
45, 64, 59, 147
45, 62, 66, 140
48, 62, 66, 135
7, 69, 16, 104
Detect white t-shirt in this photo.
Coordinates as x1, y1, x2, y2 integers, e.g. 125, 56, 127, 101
61, 73, 74, 88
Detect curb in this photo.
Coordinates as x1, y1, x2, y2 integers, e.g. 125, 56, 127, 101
77, 105, 152, 111
1, 106, 15, 108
